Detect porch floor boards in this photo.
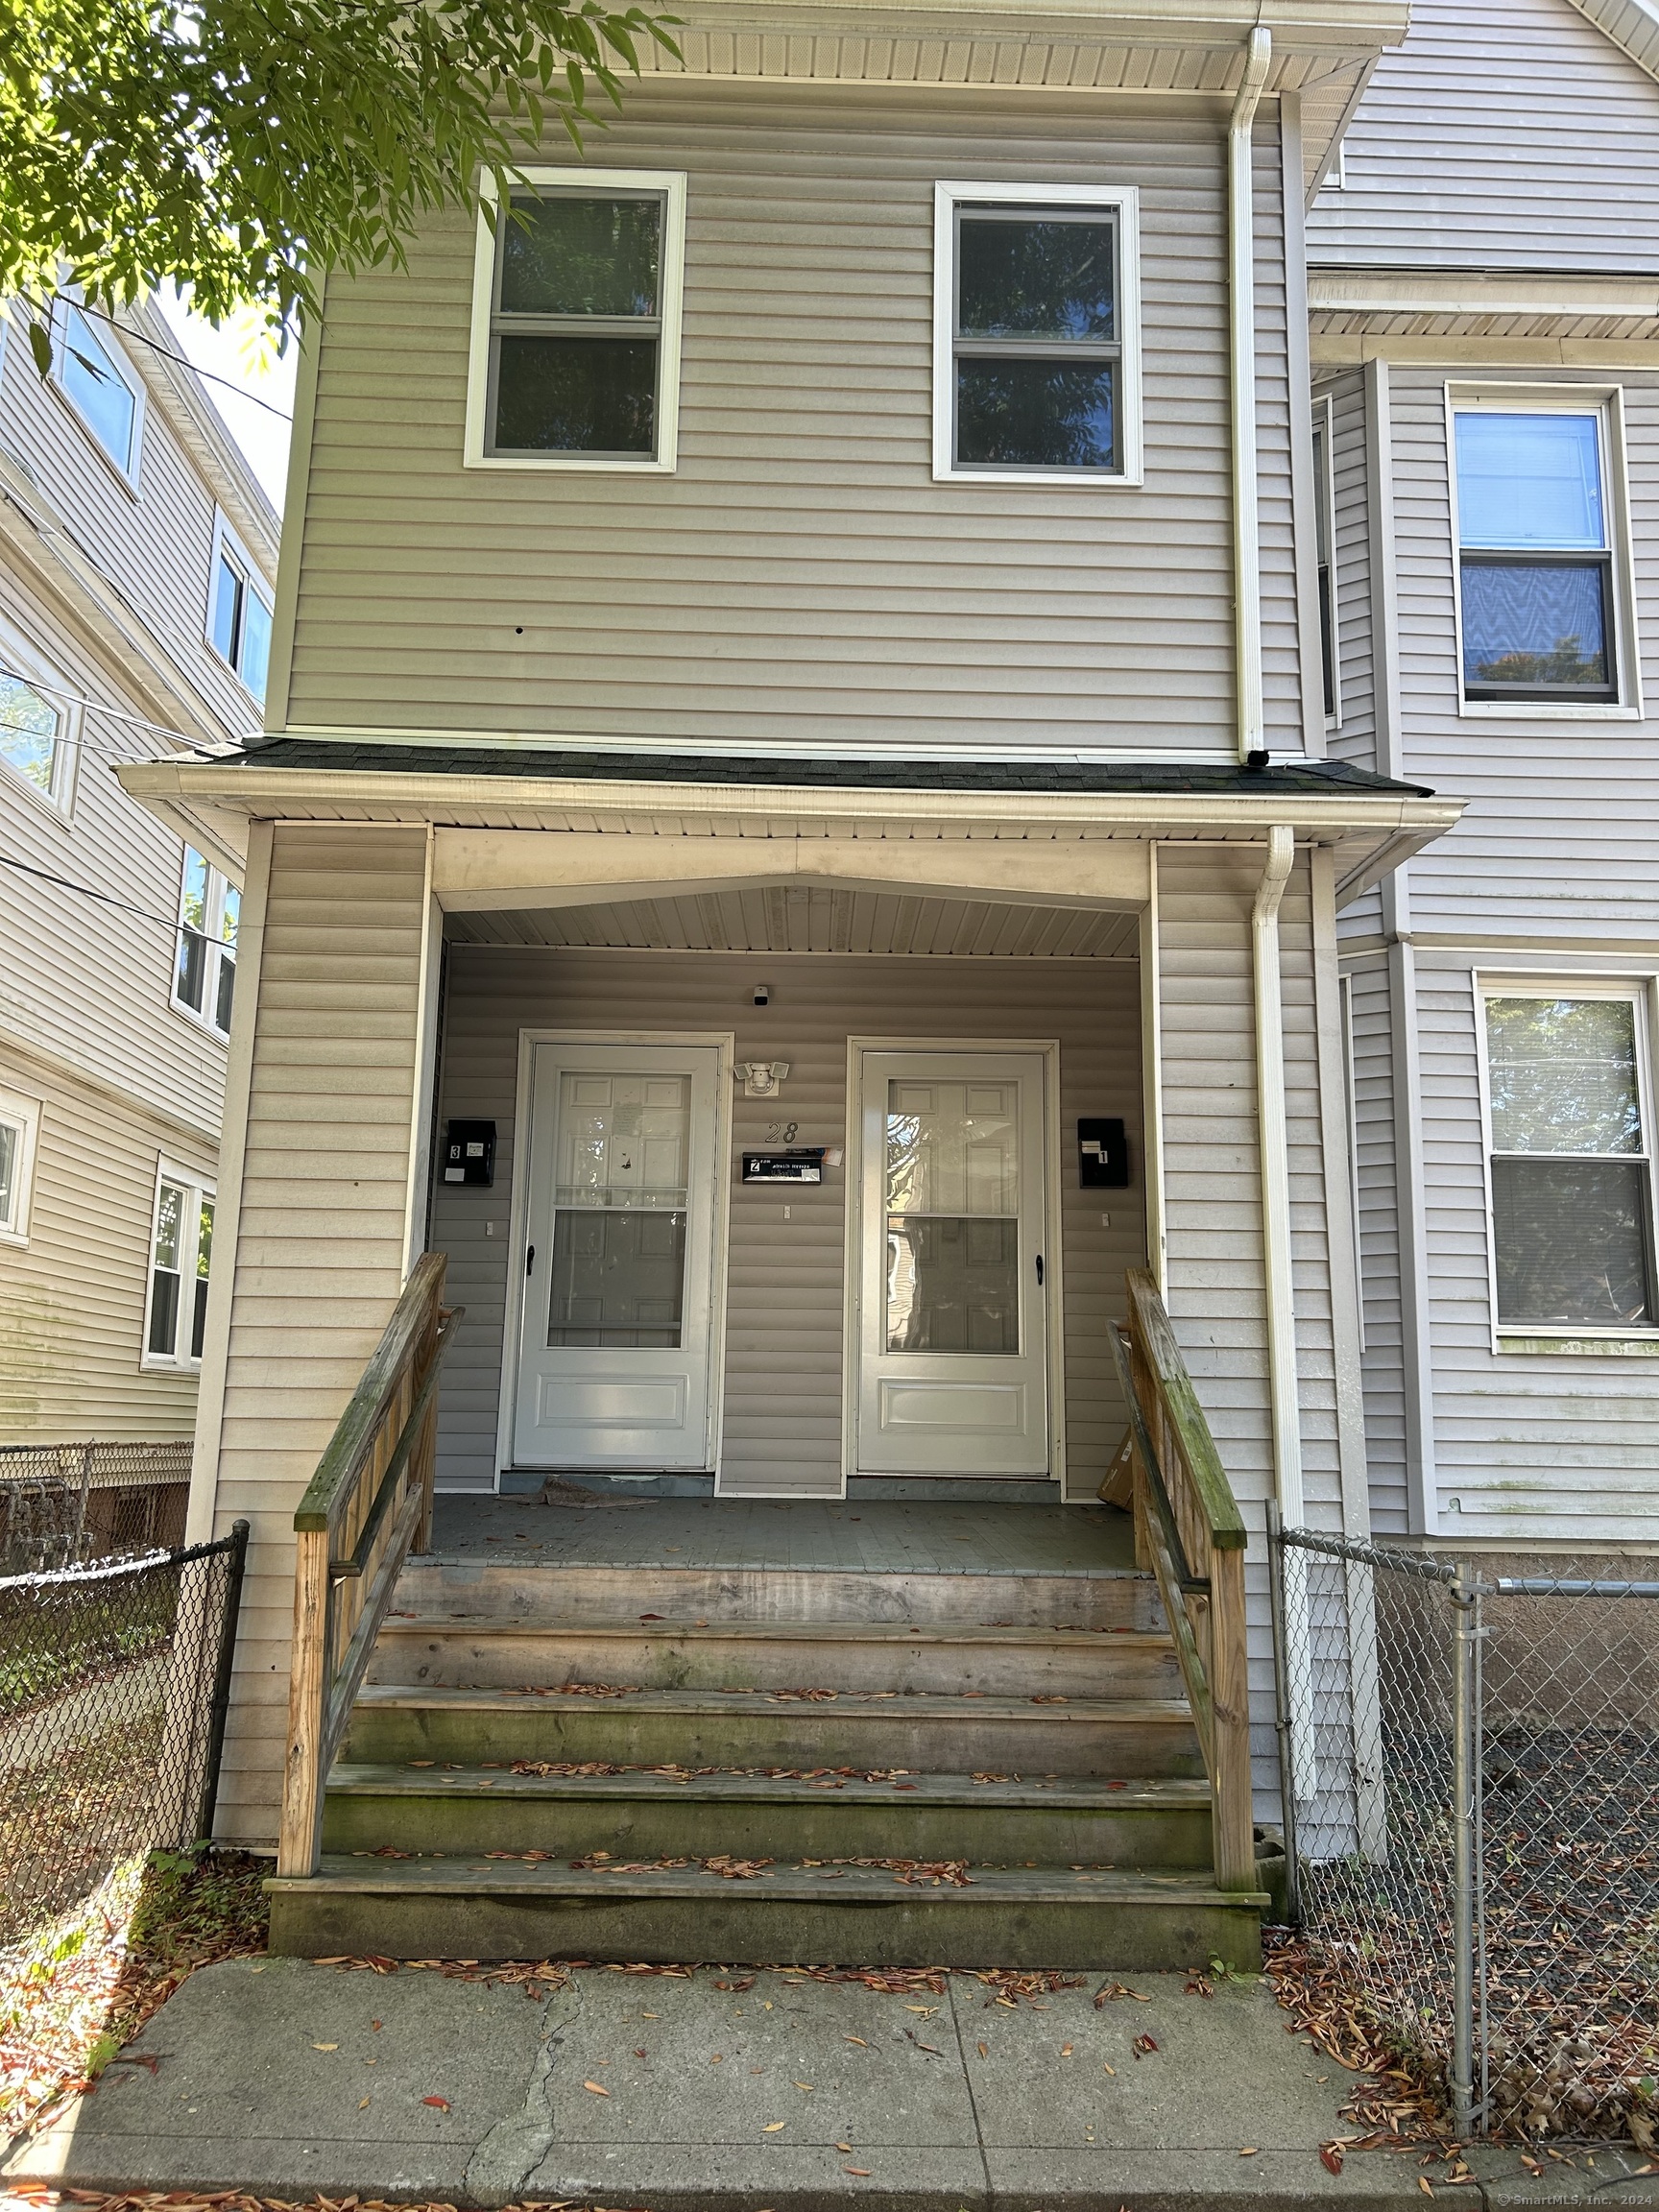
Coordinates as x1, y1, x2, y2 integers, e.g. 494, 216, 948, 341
423, 1496, 1141, 1578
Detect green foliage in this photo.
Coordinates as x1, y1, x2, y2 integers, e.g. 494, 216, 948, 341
0, 0, 679, 338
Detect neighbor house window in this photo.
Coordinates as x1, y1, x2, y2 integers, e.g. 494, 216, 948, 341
1483, 991, 1656, 1331
56, 302, 143, 479
145, 1166, 214, 1366
207, 517, 274, 705
0, 1085, 42, 1247
0, 646, 78, 812
933, 181, 1142, 484
467, 168, 687, 471
1455, 407, 1618, 704
1311, 405, 1338, 722
174, 848, 239, 1039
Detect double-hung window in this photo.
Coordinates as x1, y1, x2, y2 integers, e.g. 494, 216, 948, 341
145, 1166, 214, 1367
1454, 404, 1621, 705
0, 1085, 41, 1247
56, 302, 143, 481
207, 517, 274, 705
0, 628, 79, 812
174, 847, 239, 1039
468, 169, 687, 470
1482, 990, 1657, 1333
933, 182, 1142, 484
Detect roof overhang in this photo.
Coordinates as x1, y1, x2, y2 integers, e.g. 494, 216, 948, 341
1309, 268, 1659, 359
116, 756, 1462, 913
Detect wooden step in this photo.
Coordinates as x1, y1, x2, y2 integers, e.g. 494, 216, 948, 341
266, 1853, 1264, 1970
320, 1762, 1214, 1867
367, 1617, 1182, 1698
343, 1685, 1205, 1779
394, 1559, 1156, 1630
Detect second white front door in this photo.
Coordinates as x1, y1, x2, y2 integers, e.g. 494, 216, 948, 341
854, 1047, 1052, 1477
513, 1041, 724, 1471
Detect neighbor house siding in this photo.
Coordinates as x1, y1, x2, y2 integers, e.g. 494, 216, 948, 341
430, 947, 1147, 1500
1306, 0, 1659, 272
205, 824, 429, 1845
284, 84, 1306, 758
1343, 955, 1410, 1533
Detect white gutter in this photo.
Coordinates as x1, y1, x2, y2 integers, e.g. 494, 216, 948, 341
1254, 822, 1305, 1523
1230, 26, 1272, 763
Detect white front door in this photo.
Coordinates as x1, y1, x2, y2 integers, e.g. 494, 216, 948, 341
854, 1048, 1052, 1477
513, 1042, 724, 1470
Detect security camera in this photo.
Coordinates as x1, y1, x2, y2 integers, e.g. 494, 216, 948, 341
753, 983, 771, 1007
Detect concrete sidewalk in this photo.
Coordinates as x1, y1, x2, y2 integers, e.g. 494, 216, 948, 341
6, 1958, 1652, 2211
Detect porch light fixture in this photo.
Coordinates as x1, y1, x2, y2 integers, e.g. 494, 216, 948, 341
739, 1061, 790, 1098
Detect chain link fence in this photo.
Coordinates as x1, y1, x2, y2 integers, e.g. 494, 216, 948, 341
0, 1441, 193, 1573
0, 1523, 248, 1949
1267, 1511, 1659, 2145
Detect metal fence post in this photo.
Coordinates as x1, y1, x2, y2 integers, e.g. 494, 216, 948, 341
197, 1519, 251, 1842
1263, 1502, 1303, 1924
1450, 1562, 1479, 2141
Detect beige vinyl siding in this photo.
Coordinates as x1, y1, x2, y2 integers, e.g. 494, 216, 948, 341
430, 946, 1146, 1499
205, 824, 428, 1846
0, 318, 272, 743
287, 84, 1305, 757
1307, 0, 1659, 272
0, 1049, 209, 1439
1380, 365, 1659, 943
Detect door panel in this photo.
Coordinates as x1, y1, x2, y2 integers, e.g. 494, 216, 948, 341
856, 1049, 1051, 1477
514, 1043, 722, 1469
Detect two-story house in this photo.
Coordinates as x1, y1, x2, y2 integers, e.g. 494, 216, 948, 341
1307, 0, 1659, 1553
0, 295, 277, 1548
121, 0, 1468, 1965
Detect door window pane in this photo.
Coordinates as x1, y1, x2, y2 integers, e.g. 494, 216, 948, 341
1492, 1158, 1653, 1326
1486, 997, 1642, 1154
885, 1081, 1021, 1353
548, 1071, 690, 1348
548, 1209, 687, 1347
0, 673, 61, 794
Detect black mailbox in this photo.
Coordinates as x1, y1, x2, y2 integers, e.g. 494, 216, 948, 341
1078, 1118, 1129, 1189
443, 1119, 496, 1188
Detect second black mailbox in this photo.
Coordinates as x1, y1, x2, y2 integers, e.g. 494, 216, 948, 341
1077, 1118, 1129, 1189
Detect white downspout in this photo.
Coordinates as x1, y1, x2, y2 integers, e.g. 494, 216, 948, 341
1254, 823, 1305, 1525
1230, 26, 1272, 763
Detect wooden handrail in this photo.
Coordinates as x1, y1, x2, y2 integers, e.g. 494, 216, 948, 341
1116, 1266, 1257, 1896
277, 1253, 461, 1878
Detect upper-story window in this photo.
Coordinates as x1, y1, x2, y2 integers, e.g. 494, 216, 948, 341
933, 182, 1142, 485
466, 169, 687, 473
1453, 403, 1623, 708
1482, 989, 1656, 1334
0, 629, 79, 814
174, 847, 238, 1040
207, 516, 274, 705
56, 302, 144, 482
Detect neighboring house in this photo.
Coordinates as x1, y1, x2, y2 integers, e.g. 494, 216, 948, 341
121, 0, 1477, 1960
1308, 0, 1659, 1549
0, 294, 277, 1517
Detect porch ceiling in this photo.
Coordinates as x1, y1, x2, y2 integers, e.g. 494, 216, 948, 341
445, 883, 1141, 957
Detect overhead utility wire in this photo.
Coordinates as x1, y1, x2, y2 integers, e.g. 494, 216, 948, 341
0, 850, 182, 930
64, 300, 295, 422
0, 664, 245, 754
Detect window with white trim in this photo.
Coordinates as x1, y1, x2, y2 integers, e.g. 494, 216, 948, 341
56, 302, 144, 480
145, 1166, 214, 1367
1454, 405, 1620, 705
468, 169, 687, 470
933, 182, 1142, 484
207, 517, 274, 705
1310, 405, 1339, 723
0, 1085, 42, 1247
174, 848, 239, 1039
0, 630, 79, 813
1482, 990, 1657, 1331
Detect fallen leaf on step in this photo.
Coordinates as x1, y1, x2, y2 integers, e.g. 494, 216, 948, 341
1418, 2182, 1434, 2199
794, 2081, 814, 2091
977, 2044, 989, 2058
635, 2048, 647, 2058
845, 2035, 867, 2047
1132, 2035, 1159, 2058
1320, 2145, 1344, 2175
762, 2121, 786, 2132
903, 2005, 938, 2016
312, 2043, 339, 2052
639, 1613, 665, 1621
583, 2081, 611, 2097
1101, 2063, 1116, 2077
1095, 1982, 1150, 2006
422, 2095, 450, 2109
1238, 2147, 1259, 2157
358, 2096, 372, 2110
1061, 2044, 1073, 2057
836, 2142, 853, 2153
845, 2168, 873, 2177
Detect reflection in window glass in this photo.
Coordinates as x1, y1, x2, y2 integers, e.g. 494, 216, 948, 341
0, 1120, 17, 1228
546, 1070, 690, 1347
885, 1080, 1021, 1353
0, 673, 61, 795
60, 304, 136, 471
149, 1180, 185, 1356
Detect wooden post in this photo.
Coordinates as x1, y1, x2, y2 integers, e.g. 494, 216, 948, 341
277, 1524, 332, 1877
1207, 1542, 1257, 1891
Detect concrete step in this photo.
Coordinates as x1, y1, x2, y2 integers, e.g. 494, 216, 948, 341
320, 1762, 1214, 1867
395, 1558, 1156, 1630
266, 1853, 1264, 1969
342, 1685, 1205, 1779
367, 1617, 1183, 1698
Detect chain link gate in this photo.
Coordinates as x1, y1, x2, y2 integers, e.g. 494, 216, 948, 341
1267, 1510, 1659, 2146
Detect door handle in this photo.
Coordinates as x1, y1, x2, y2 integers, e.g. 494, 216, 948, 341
526, 1244, 536, 1277
1035, 1253, 1045, 1287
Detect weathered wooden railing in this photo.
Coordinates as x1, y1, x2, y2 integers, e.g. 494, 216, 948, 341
1108, 1266, 1256, 1893
277, 1252, 461, 1877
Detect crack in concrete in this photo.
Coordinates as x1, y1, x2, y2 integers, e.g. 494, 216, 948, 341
463, 1976, 583, 2204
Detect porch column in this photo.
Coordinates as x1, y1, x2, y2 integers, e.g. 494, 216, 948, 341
193, 821, 434, 1847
